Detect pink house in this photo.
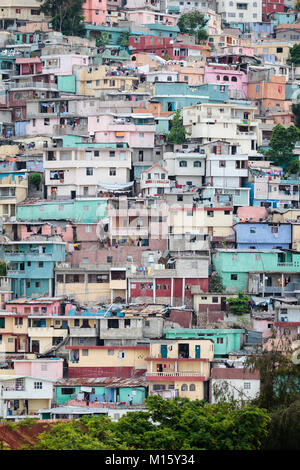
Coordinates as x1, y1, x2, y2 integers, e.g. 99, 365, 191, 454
83, 0, 107, 25
16, 57, 43, 76
126, 10, 178, 26
89, 114, 155, 149
20, 223, 74, 242
204, 64, 248, 99
252, 316, 274, 340
5, 297, 72, 316
13, 358, 64, 381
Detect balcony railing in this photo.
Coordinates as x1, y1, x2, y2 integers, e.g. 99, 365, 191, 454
10, 81, 58, 90
146, 372, 204, 377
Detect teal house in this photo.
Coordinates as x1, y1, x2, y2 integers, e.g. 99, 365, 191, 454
54, 378, 147, 405
84, 25, 130, 44
164, 328, 245, 357
213, 249, 300, 293
3, 241, 66, 298
17, 198, 107, 224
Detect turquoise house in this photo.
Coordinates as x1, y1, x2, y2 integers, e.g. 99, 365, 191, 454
2, 241, 66, 298
164, 328, 245, 357
153, 83, 231, 112
17, 198, 107, 224
54, 379, 147, 405
84, 25, 130, 44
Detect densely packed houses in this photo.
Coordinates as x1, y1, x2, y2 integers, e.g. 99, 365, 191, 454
0, 0, 300, 421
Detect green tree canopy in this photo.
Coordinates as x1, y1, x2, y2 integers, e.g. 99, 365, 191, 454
246, 337, 300, 412
226, 292, 250, 315
39, 0, 85, 37
177, 10, 208, 39
208, 272, 224, 293
117, 31, 130, 47
264, 123, 300, 172
287, 43, 300, 66
31, 396, 270, 450
166, 110, 186, 144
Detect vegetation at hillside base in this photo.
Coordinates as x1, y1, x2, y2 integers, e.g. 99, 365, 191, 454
247, 336, 300, 412
27, 396, 271, 450
39, 0, 85, 37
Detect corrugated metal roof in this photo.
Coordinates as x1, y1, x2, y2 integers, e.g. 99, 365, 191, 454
54, 376, 147, 388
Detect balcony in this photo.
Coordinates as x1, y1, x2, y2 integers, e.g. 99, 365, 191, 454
9, 81, 58, 90
28, 327, 68, 337
53, 125, 89, 137
69, 328, 97, 337
5, 252, 54, 262
146, 372, 205, 377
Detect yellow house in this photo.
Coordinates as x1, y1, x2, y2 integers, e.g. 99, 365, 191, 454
0, 172, 28, 221
0, 313, 28, 354
254, 42, 292, 64
28, 316, 71, 354
78, 66, 140, 96
146, 339, 214, 400
67, 345, 149, 378
168, 206, 234, 239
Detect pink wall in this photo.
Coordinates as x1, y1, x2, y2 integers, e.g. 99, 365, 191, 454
83, 0, 107, 24
127, 11, 177, 26
252, 318, 274, 339
69, 241, 167, 266
89, 116, 155, 148
6, 300, 62, 315
204, 65, 248, 98
26, 117, 58, 136
14, 359, 64, 381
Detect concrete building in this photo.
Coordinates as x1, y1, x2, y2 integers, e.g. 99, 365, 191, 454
210, 367, 260, 403
183, 102, 259, 157
0, 375, 53, 418
146, 338, 213, 400
43, 144, 132, 199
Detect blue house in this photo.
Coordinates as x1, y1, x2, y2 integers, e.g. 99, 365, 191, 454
234, 223, 292, 250
3, 241, 66, 298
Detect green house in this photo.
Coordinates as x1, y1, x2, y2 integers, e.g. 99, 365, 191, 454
213, 249, 300, 293
164, 328, 245, 358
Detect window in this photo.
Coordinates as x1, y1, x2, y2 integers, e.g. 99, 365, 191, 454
207, 211, 214, 217
14, 318, 23, 325
109, 168, 116, 176
219, 161, 226, 167
181, 384, 188, 391
189, 384, 196, 391
82, 349, 89, 356
217, 337, 223, 344
38, 262, 43, 268
194, 161, 201, 167
86, 167, 93, 176
108, 349, 114, 355
34, 381, 43, 389
244, 382, 251, 390
61, 387, 76, 395
118, 350, 125, 359
179, 161, 187, 167
231, 274, 238, 280
212, 297, 218, 303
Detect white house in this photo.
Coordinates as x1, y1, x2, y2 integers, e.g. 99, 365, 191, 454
216, 0, 262, 24
210, 367, 260, 404
163, 151, 206, 187
140, 163, 170, 196
43, 145, 132, 199
0, 375, 54, 419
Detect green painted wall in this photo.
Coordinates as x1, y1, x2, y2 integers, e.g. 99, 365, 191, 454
119, 387, 146, 404
213, 250, 300, 292
17, 199, 107, 223
57, 75, 76, 93
164, 328, 245, 356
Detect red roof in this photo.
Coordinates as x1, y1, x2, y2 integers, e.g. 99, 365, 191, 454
211, 368, 260, 380
16, 57, 42, 64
